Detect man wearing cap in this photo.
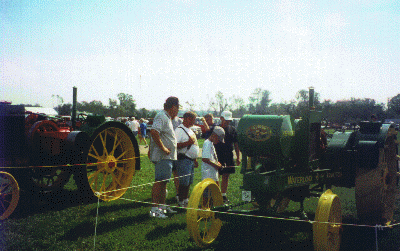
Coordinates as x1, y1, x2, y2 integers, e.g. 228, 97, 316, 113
215, 110, 241, 204
149, 96, 180, 219
201, 126, 225, 185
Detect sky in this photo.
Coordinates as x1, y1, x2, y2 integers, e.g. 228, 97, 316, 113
1, 0, 399, 111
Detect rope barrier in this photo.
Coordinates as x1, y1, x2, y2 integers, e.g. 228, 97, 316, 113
93, 194, 100, 251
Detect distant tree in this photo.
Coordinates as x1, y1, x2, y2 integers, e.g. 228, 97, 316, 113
229, 95, 247, 117
54, 103, 72, 116
387, 94, 400, 118
209, 91, 229, 115
117, 93, 136, 114
248, 88, 271, 115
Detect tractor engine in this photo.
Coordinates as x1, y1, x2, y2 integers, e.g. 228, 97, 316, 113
237, 115, 294, 173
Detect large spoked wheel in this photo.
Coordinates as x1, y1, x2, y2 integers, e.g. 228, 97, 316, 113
355, 128, 398, 225
313, 189, 342, 251
187, 178, 223, 247
85, 122, 139, 201
0, 172, 20, 220
27, 120, 71, 191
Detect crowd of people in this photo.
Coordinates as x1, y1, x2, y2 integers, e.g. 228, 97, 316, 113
120, 96, 242, 219
144, 96, 241, 219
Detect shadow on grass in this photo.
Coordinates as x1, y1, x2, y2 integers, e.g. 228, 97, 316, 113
59, 213, 150, 241
145, 223, 187, 241
11, 189, 98, 219
87, 199, 149, 217
180, 214, 398, 251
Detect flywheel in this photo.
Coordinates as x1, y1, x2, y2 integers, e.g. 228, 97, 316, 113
187, 178, 224, 247
355, 128, 398, 225
313, 189, 342, 251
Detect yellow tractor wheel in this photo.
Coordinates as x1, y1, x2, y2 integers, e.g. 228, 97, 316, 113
187, 178, 224, 247
313, 189, 342, 251
0, 172, 20, 220
85, 122, 139, 201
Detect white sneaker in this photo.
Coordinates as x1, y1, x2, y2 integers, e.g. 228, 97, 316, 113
149, 208, 168, 219
161, 205, 177, 214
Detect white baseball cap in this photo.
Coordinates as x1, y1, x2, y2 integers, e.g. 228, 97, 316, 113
221, 111, 233, 121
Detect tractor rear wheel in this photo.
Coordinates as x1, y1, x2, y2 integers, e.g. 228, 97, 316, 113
187, 178, 224, 247
0, 172, 20, 220
83, 122, 139, 201
313, 189, 342, 251
27, 120, 71, 191
355, 128, 398, 225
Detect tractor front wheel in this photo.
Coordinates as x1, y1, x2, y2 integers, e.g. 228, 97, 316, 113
0, 172, 20, 220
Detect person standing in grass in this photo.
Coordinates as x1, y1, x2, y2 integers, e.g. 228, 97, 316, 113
149, 97, 180, 219
215, 110, 241, 204
201, 126, 225, 186
138, 118, 148, 148
175, 111, 199, 208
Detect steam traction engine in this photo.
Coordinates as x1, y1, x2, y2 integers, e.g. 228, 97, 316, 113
0, 88, 140, 220
186, 88, 399, 251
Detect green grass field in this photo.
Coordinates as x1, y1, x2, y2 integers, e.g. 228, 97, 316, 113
1, 142, 400, 251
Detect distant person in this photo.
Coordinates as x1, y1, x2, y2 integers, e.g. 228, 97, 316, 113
371, 114, 378, 122
215, 110, 241, 204
175, 111, 199, 208
138, 118, 148, 148
149, 96, 180, 218
201, 126, 225, 185
132, 117, 140, 136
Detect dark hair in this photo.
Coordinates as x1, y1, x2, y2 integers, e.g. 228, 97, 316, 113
183, 111, 197, 119
164, 96, 180, 109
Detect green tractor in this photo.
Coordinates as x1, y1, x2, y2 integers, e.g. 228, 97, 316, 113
186, 88, 399, 251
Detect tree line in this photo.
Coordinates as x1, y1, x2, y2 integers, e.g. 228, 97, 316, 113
54, 93, 156, 119
206, 88, 400, 125
52, 89, 400, 125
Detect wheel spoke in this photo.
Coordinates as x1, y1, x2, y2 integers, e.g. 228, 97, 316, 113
110, 133, 120, 156
0, 183, 10, 193
89, 145, 101, 159
115, 167, 128, 175
88, 153, 104, 162
116, 150, 129, 161
88, 166, 106, 180
100, 173, 108, 192
110, 173, 123, 187
99, 131, 109, 157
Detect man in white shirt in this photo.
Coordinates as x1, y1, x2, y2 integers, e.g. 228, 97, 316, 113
149, 97, 180, 219
175, 111, 199, 207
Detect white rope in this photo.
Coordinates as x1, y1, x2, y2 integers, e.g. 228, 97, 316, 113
93, 193, 101, 251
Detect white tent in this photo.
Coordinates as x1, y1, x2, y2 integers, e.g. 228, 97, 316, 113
25, 107, 58, 116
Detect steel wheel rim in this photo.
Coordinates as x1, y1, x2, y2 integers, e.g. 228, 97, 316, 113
313, 189, 342, 251
0, 172, 20, 220
86, 126, 135, 201
187, 178, 223, 247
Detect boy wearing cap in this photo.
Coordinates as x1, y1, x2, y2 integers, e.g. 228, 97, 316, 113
201, 126, 225, 185
215, 110, 241, 204
149, 96, 180, 219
